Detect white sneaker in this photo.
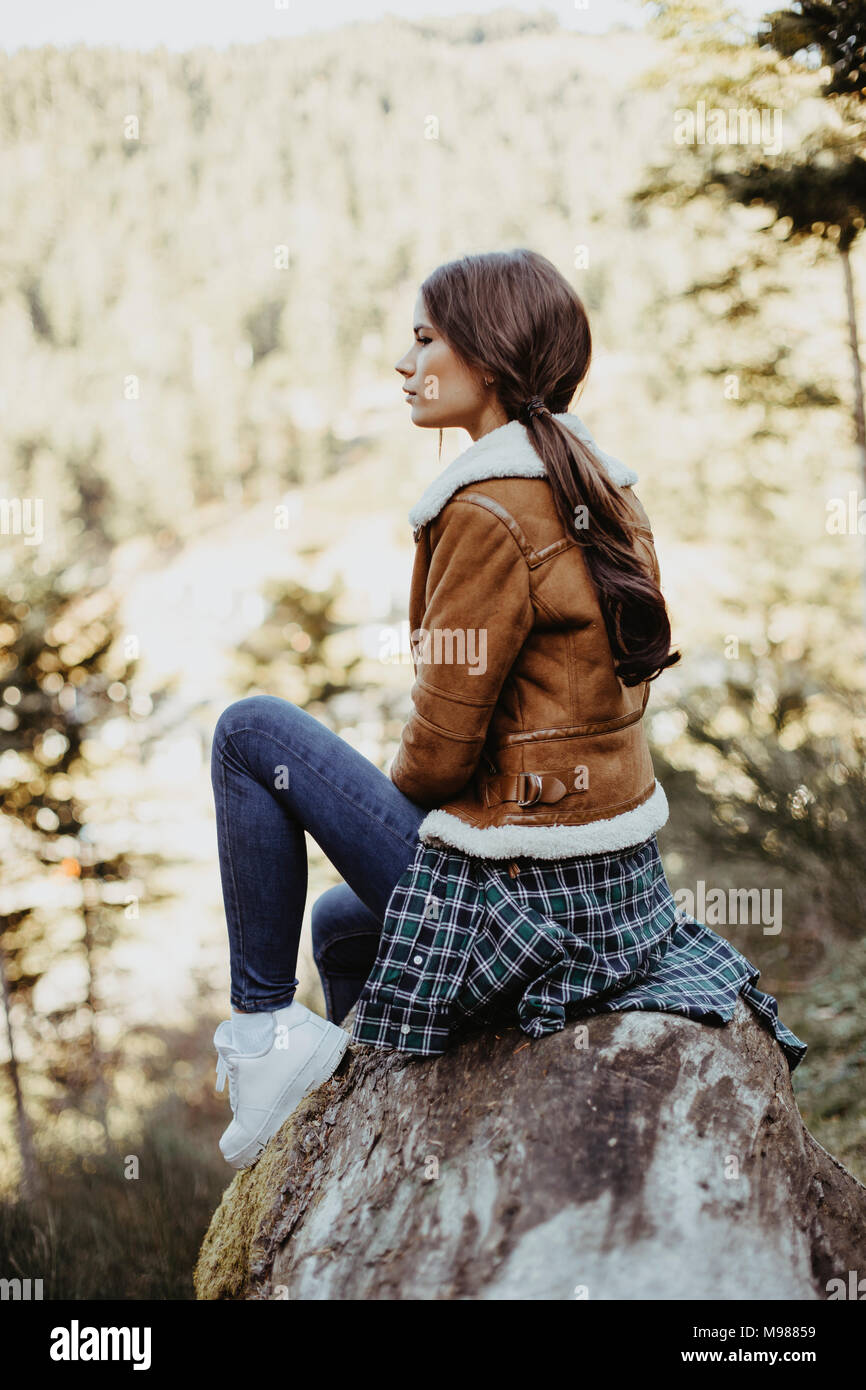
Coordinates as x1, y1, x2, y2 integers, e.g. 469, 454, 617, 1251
214, 1000, 349, 1170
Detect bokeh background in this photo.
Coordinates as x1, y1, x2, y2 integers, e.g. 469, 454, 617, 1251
1, 0, 865, 1298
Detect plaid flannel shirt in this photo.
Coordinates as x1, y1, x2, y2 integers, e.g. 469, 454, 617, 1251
350, 834, 807, 1072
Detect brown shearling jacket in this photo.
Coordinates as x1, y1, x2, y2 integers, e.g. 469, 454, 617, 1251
388, 413, 671, 859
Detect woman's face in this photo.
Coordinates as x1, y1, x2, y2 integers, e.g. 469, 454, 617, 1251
394, 291, 506, 441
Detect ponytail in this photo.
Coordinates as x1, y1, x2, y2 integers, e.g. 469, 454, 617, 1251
527, 412, 680, 686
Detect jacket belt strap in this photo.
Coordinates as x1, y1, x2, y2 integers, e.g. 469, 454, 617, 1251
482, 772, 569, 808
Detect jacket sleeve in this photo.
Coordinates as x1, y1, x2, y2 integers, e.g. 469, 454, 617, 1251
389, 498, 534, 809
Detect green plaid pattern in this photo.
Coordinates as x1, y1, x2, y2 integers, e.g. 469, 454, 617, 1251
350, 835, 808, 1071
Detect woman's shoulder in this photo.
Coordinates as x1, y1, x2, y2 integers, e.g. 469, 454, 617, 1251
432, 475, 570, 558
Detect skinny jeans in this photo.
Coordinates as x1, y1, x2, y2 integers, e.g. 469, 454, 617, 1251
210, 694, 426, 1024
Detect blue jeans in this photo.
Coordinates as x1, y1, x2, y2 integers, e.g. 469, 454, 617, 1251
210, 695, 427, 1024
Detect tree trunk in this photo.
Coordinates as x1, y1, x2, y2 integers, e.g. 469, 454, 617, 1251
840, 242, 866, 639
194, 998, 866, 1300
80, 898, 109, 1138
0, 940, 41, 1203
841, 244, 866, 482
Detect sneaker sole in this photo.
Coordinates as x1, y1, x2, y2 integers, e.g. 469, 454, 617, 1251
222, 1025, 349, 1170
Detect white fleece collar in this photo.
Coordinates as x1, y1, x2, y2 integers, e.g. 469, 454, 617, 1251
407, 412, 638, 529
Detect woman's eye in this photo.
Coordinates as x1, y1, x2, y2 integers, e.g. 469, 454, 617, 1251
415, 335, 431, 346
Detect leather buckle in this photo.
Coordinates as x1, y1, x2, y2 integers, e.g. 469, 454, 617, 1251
516, 773, 543, 807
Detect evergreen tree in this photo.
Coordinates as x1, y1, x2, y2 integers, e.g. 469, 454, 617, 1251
0, 566, 138, 1193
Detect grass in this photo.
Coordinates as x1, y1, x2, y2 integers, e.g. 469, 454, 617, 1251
0, 1092, 228, 1300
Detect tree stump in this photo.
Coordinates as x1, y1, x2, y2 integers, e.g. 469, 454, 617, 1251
194, 998, 866, 1300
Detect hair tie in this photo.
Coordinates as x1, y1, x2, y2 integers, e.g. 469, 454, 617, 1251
524, 395, 548, 420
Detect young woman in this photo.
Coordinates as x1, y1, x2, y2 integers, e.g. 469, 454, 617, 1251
210, 248, 806, 1171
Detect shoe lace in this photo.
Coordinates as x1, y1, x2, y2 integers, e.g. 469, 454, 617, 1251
215, 1046, 239, 1113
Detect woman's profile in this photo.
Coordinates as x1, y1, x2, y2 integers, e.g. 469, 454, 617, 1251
210, 247, 806, 1171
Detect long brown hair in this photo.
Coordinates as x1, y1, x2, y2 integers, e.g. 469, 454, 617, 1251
420, 248, 680, 686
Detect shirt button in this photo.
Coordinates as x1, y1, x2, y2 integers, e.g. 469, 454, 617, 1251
413, 954, 423, 965
400, 1023, 411, 1034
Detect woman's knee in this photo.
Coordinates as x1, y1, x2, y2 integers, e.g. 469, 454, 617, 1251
211, 695, 297, 759
311, 884, 381, 972
310, 885, 345, 964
